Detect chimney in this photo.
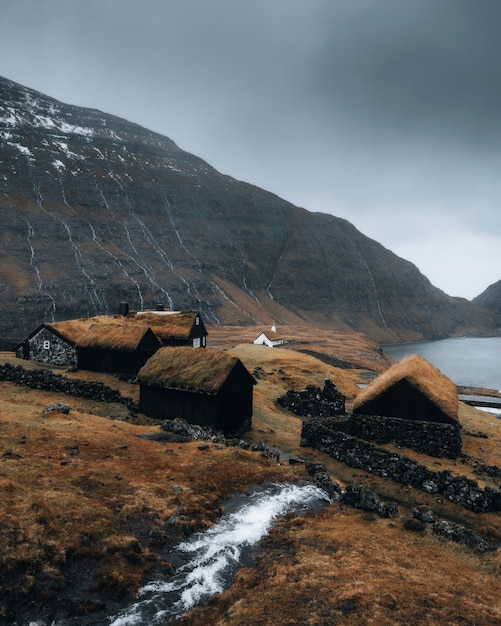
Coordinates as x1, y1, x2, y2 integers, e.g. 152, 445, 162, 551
119, 302, 129, 316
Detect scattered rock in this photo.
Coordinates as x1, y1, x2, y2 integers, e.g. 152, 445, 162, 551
140, 431, 191, 443
161, 417, 224, 442
44, 402, 71, 414
377, 501, 399, 518
304, 463, 343, 501
340, 485, 399, 518
359, 488, 380, 511
432, 520, 490, 551
288, 454, 307, 466
3, 449, 21, 460
413, 505, 435, 524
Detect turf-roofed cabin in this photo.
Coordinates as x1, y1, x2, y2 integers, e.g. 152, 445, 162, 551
77, 324, 162, 375
135, 310, 207, 347
16, 319, 95, 367
137, 347, 256, 430
353, 354, 459, 425
352, 354, 462, 457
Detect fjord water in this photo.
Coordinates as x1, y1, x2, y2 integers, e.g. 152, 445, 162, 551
383, 336, 501, 390
109, 483, 330, 626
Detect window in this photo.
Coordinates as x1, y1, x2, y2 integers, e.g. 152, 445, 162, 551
195, 316, 200, 325
193, 338, 201, 348
43, 340, 50, 350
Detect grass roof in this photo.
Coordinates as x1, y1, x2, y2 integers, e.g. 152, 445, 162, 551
46, 316, 122, 344
34, 311, 201, 347
132, 310, 202, 340
353, 354, 459, 420
137, 347, 249, 394
77, 324, 155, 351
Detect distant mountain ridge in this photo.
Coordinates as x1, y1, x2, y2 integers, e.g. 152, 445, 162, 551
472, 281, 501, 326
0, 76, 495, 343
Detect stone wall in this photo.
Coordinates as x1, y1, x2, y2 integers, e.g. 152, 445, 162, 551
301, 418, 501, 513
276, 379, 346, 417
313, 414, 462, 459
0, 363, 137, 410
278, 381, 461, 459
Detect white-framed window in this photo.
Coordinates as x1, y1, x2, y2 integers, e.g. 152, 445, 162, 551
195, 316, 200, 325
193, 338, 201, 348
43, 340, 50, 350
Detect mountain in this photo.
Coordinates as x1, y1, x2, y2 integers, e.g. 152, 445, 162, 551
0, 76, 495, 344
472, 281, 501, 326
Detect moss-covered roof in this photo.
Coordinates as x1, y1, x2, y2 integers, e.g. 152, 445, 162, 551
76, 324, 156, 351
27, 311, 204, 347
46, 316, 117, 344
353, 354, 458, 421
137, 347, 252, 394
133, 310, 203, 340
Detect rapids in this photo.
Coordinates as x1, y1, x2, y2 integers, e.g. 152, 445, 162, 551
109, 482, 330, 625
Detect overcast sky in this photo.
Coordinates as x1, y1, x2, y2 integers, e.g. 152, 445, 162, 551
2, 0, 501, 300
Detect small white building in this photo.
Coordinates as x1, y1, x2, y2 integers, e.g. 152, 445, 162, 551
253, 332, 286, 348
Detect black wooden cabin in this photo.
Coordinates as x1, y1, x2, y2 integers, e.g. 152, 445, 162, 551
77, 324, 162, 375
353, 354, 459, 425
134, 310, 208, 347
137, 347, 256, 430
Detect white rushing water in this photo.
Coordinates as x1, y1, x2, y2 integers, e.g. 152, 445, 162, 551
109, 482, 330, 625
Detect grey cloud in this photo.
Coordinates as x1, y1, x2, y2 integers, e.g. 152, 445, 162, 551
1, 0, 501, 298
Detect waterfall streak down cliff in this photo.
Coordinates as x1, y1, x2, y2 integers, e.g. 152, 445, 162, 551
0, 75, 495, 340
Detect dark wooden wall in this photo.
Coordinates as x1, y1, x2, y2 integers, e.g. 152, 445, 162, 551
354, 379, 455, 424
139, 362, 254, 430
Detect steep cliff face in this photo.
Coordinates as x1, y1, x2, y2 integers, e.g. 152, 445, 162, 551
472, 281, 501, 326
0, 76, 494, 343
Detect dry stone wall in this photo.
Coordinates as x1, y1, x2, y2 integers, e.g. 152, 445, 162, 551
278, 381, 461, 459
301, 419, 501, 513
276, 379, 346, 417
313, 414, 462, 459
0, 363, 136, 409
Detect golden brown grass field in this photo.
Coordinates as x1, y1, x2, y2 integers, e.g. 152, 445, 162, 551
0, 325, 500, 625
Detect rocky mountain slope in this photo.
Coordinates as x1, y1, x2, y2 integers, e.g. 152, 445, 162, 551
473, 280, 501, 326
0, 76, 494, 343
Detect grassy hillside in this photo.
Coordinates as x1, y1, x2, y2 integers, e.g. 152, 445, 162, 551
0, 331, 499, 625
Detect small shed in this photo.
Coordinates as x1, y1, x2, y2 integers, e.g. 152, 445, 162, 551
135, 310, 208, 347
353, 354, 459, 425
137, 347, 256, 430
253, 332, 286, 348
15, 319, 93, 367
77, 324, 162, 375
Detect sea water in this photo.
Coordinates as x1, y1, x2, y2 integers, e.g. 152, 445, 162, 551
383, 336, 501, 391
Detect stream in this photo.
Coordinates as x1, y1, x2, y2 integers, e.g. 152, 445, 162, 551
108, 482, 330, 625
